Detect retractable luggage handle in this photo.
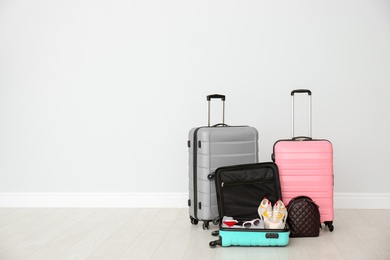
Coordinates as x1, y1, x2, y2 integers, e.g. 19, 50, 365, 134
291, 89, 312, 139
207, 94, 226, 127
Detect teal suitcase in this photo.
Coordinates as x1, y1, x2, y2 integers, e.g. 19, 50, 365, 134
216, 229, 290, 247
209, 162, 290, 247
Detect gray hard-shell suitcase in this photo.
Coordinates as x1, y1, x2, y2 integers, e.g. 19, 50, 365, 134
188, 94, 259, 229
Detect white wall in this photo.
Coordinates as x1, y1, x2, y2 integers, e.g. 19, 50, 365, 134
1, 0, 390, 206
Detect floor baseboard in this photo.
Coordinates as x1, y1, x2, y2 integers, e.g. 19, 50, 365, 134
0, 192, 188, 208
334, 192, 390, 209
0, 192, 389, 208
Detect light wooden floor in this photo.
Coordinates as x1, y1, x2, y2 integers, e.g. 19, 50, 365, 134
0, 208, 389, 260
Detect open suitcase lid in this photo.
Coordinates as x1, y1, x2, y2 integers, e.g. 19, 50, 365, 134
214, 162, 282, 220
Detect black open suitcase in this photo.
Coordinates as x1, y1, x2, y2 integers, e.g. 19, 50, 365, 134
210, 162, 290, 247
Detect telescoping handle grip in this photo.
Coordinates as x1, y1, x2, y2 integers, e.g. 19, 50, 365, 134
291, 89, 312, 138
207, 94, 226, 101
291, 89, 312, 96
207, 94, 226, 127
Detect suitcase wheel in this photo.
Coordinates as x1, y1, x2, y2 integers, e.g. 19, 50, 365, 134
211, 230, 219, 236
209, 240, 217, 248
202, 221, 210, 230
190, 216, 199, 225
209, 238, 221, 248
325, 221, 334, 232
212, 218, 220, 226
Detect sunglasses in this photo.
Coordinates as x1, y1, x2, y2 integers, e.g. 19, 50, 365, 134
242, 218, 262, 229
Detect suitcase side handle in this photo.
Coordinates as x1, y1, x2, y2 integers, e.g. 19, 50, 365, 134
292, 136, 313, 141
211, 123, 229, 127
207, 94, 225, 127
291, 89, 312, 138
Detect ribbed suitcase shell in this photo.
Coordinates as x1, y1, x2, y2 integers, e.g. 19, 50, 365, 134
219, 229, 290, 247
188, 126, 258, 229
273, 138, 334, 225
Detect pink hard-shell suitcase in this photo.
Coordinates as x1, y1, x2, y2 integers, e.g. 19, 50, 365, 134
272, 89, 334, 232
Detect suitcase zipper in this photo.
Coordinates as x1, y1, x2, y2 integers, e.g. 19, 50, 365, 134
221, 179, 273, 187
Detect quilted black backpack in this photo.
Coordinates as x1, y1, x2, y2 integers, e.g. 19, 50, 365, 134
286, 196, 321, 237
